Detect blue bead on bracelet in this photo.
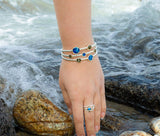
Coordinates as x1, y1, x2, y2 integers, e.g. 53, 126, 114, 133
88, 55, 93, 61
73, 47, 80, 54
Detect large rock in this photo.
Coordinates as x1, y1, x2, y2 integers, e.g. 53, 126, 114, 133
13, 90, 74, 136
150, 116, 160, 135
105, 74, 160, 114
0, 98, 16, 136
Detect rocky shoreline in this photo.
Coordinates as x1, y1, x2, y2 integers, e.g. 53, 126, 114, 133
105, 74, 160, 115
1, 74, 160, 135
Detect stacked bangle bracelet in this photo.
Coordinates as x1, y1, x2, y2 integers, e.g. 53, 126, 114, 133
61, 42, 98, 63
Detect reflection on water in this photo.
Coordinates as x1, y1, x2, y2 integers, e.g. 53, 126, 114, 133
0, 0, 159, 135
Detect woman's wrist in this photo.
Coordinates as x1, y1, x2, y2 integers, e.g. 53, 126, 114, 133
61, 40, 98, 63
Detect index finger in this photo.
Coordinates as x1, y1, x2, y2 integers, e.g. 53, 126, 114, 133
72, 101, 85, 135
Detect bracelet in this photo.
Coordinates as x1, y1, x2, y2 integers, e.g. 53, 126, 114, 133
61, 50, 97, 62
61, 42, 98, 63
61, 46, 97, 58
61, 42, 97, 53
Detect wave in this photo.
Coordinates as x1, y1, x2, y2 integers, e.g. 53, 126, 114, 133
0, 0, 160, 108
0, 0, 54, 14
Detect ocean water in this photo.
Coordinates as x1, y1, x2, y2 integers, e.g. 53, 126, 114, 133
0, 0, 159, 135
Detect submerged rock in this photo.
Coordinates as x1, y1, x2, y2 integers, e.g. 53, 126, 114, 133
0, 76, 15, 98
0, 76, 5, 93
13, 90, 74, 136
100, 113, 122, 131
119, 130, 152, 136
105, 74, 160, 114
0, 98, 16, 136
150, 116, 160, 135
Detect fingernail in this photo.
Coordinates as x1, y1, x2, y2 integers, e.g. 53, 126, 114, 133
95, 125, 99, 132
101, 112, 105, 119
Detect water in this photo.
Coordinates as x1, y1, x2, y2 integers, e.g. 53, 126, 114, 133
0, 0, 159, 135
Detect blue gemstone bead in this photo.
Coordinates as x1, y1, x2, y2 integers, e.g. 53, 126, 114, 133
82, 53, 86, 56
73, 47, 80, 54
88, 55, 93, 61
88, 108, 91, 111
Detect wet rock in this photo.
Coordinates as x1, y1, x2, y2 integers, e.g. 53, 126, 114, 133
150, 116, 160, 135
105, 74, 160, 114
13, 90, 74, 136
100, 113, 122, 131
119, 130, 152, 136
0, 76, 5, 93
0, 98, 16, 136
15, 130, 35, 136
0, 76, 15, 96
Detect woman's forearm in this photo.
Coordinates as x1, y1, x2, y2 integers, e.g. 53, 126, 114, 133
53, 0, 94, 50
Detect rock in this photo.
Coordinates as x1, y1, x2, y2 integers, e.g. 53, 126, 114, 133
119, 130, 152, 136
150, 116, 160, 135
0, 98, 16, 136
15, 130, 35, 136
0, 76, 15, 96
13, 90, 74, 136
0, 76, 5, 93
105, 74, 160, 114
100, 113, 122, 131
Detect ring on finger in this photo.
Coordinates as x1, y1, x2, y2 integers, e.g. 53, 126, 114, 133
83, 104, 95, 112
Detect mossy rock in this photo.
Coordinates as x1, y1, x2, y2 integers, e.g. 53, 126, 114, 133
13, 90, 74, 136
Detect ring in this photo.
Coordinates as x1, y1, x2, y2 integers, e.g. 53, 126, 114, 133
83, 104, 95, 112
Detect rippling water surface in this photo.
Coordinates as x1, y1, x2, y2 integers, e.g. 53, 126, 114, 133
0, 0, 159, 135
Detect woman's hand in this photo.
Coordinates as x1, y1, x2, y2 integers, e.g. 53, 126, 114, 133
53, 1, 106, 134
59, 55, 106, 136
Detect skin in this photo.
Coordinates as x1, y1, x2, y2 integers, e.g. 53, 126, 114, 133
53, 0, 106, 136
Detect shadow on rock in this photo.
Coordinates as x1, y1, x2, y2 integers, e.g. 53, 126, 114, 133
0, 98, 16, 136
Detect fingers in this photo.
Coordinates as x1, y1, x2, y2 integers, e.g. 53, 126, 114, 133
84, 94, 96, 136
59, 83, 72, 114
94, 91, 101, 133
72, 101, 85, 135
100, 77, 107, 119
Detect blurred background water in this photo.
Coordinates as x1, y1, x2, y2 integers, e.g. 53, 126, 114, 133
0, 0, 159, 135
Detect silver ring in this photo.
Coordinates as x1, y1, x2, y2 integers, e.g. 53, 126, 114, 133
83, 104, 95, 112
